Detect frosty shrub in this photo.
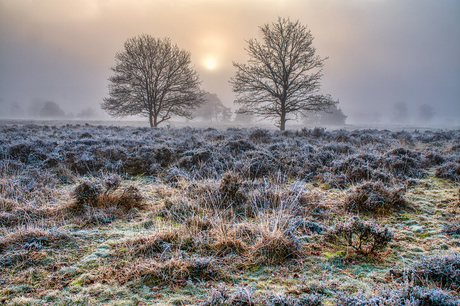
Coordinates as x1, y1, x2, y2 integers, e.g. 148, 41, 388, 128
435, 162, 460, 181
200, 287, 322, 306
325, 216, 394, 255
392, 253, 460, 290
344, 181, 407, 215
335, 286, 460, 306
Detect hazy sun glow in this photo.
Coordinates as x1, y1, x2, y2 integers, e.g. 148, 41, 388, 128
205, 59, 216, 69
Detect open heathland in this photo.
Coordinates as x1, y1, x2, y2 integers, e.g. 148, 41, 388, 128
0, 124, 459, 305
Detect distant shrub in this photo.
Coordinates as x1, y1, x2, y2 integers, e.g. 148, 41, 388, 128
325, 217, 394, 255
336, 286, 459, 306
381, 147, 424, 178
224, 139, 256, 155
344, 181, 407, 215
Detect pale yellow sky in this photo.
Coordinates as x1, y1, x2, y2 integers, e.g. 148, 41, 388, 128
0, 0, 459, 124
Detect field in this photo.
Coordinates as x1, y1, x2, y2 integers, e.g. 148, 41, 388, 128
0, 123, 459, 305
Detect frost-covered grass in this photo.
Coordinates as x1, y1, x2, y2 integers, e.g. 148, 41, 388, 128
0, 124, 459, 305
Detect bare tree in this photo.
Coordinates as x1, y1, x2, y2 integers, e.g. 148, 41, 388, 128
230, 17, 337, 130
102, 34, 204, 127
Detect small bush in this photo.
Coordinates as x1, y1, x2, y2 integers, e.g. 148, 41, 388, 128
265, 293, 323, 306
344, 181, 407, 215
289, 217, 326, 234
71, 181, 102, 208
325, 216, 394, 255
222, 288, 255, 306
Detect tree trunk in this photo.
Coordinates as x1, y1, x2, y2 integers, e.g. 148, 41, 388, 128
280, 101, 286, 131
149, 114, 154, 127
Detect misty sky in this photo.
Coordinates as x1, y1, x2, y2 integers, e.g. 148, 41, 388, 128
0, 0, 459, 125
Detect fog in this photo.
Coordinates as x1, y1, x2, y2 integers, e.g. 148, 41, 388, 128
0, 0, 459, 126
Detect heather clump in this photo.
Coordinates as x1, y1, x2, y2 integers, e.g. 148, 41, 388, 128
435, 162, 460, 181
336, 286, 460, 306
390, 253, 460, 290
200, 286, 323, 306
344, 181, 407, 215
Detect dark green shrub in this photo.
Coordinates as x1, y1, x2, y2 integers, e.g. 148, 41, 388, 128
325, 216, 394, 255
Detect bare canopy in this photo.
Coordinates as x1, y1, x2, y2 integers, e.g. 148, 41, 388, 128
102, 34, 204, 127
230, 17, 337, 130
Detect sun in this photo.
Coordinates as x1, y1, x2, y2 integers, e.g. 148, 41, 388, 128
205, 59, 216, 69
